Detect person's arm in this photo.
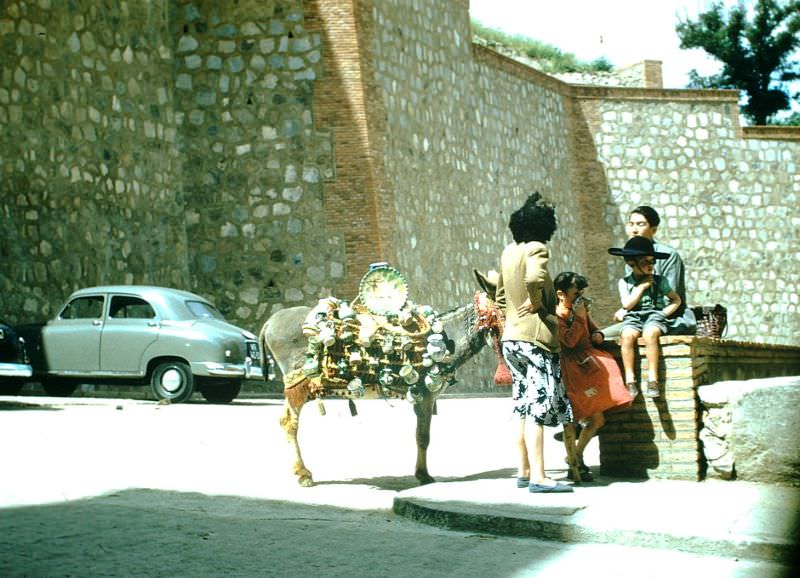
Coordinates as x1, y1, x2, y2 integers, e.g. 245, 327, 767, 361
587, 311, 599, 333
619, 276, 651, 311
660, 277, 681, 318
586, 313, 604, 344
663, 290, 681, 318
659, 249, 682, 298
558, 313, 584, 348
495, 271, 506, 312
523, 244, 548, 315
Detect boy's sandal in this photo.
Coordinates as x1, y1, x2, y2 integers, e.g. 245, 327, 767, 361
645, 381, 660, 398
626, 381, 639, 397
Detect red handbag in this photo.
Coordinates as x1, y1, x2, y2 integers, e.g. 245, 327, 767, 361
494, 351, 512, 386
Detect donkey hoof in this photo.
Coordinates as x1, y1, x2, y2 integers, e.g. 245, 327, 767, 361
416, 473, 435, 486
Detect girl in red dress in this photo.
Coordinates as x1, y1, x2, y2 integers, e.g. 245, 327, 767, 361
554, 272, 633, 480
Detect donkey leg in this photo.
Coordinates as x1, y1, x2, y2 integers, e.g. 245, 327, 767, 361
279, 400, 314, 487
413, 394, 436, 485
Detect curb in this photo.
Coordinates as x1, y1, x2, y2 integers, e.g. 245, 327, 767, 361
392, 496, 795, 563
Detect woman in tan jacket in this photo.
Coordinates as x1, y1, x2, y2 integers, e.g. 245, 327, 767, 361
496, 193, 576, 493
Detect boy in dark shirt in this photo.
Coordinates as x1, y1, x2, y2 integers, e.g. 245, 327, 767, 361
609, 236, 681, 398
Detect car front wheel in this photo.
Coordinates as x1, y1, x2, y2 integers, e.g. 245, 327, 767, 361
199, 379, 241, 404
0, 379, 25, 395
150, 361, 194, 403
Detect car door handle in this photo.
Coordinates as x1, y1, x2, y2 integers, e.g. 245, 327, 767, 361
148, 321, 160, 327
92, 319, 102, 326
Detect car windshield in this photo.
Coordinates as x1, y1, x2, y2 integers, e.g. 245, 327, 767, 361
186, 300, 225, 320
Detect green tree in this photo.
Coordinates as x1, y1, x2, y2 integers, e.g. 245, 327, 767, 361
676, 0, 800, 125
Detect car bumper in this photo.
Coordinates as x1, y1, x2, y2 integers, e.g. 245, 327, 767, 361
192, 358, 264, 380
0, 362, 33, 378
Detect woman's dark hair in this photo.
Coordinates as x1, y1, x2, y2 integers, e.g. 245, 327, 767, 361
630, 205, 660, 228
554, 271, 588, 293
508, 192, 557, 243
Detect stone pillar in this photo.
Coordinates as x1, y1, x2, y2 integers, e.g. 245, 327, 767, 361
641, 60, 663, 88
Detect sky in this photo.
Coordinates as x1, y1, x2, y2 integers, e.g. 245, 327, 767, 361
467, 0, 785, 90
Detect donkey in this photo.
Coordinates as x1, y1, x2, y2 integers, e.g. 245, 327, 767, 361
260, 296, 492, 487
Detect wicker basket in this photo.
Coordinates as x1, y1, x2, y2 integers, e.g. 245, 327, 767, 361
692, 304, 727, 339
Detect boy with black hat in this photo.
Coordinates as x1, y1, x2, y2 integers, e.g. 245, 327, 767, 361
609, 236, 682, 398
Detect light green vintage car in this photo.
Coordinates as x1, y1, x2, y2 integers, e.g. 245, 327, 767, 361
17, 286, 262, 403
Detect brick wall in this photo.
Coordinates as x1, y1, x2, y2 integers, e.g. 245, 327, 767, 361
599, 336, 800, 480
304, 0, 395, 297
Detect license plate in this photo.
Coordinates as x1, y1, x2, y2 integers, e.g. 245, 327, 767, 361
247, 341, 260, 361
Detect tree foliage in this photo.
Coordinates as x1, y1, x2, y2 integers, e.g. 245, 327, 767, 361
676, 0, 800, 125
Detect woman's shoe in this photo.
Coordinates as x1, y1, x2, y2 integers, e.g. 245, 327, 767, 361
529, 482, 574, 493
645, 381, 660, 398
516, 477, 530, 488
626, 381, 639, 397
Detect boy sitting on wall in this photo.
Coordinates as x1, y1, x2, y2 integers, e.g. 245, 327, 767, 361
608, 236, 682, 398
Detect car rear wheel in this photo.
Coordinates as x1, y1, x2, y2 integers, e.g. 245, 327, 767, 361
0, 379, 25, 395
150, 361, 194, 403
42, 378, 78, 397
199, 379, 241, 404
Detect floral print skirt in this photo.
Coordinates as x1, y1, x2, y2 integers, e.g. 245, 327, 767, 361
502, 340, 574, 426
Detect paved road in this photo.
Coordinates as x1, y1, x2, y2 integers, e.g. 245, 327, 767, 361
0, 396, 790, 577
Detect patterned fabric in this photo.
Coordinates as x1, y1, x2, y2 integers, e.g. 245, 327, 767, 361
502, 340, 574, 426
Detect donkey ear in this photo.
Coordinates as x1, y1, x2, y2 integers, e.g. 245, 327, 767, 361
473, 268, 498, 300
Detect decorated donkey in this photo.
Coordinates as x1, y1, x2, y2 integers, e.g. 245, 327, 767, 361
260, 264, 502, 487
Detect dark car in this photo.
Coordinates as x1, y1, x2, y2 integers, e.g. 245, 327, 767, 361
16, 286, 262, 403
0, 320, 33, 395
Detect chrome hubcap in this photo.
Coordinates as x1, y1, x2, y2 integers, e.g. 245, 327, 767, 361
161, 368, 183, 393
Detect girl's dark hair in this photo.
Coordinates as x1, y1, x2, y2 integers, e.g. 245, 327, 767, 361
508, 192, 557, 243
554, 271, 589, 293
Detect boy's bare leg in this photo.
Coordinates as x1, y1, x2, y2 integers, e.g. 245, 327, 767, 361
643, 326, 662, 397
620, 328, 639, 383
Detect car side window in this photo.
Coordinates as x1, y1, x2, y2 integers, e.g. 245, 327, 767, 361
60, 296, 105, 320
109, 296, 156, 319
186, 300, 225, 320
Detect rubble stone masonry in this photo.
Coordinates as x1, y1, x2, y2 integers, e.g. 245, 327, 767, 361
1, 1, 798, 394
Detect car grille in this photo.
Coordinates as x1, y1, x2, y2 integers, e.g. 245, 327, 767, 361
246, 341, 260, 361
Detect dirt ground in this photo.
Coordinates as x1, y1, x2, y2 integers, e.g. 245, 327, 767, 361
0, 396, 787, 577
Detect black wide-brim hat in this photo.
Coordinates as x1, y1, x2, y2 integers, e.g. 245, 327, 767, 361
608, 236, 669, 259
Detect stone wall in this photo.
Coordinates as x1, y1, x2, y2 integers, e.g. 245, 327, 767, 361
573, 86, 800, 345
0, 0, 345, 331
1, 0, 187, 319
1, 0, 799, 399
171, 0, 344, 323
360, 0, 583, 390
599, 337, 800, 481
